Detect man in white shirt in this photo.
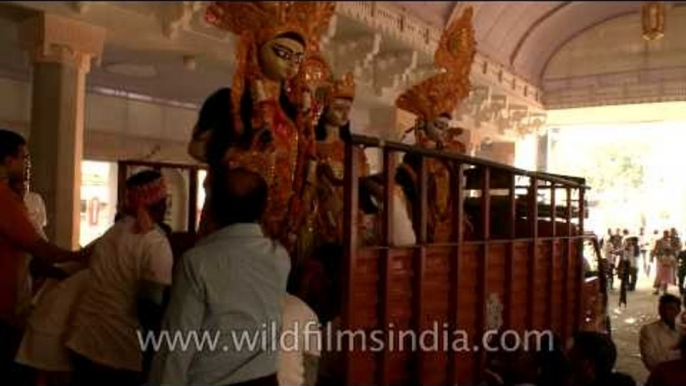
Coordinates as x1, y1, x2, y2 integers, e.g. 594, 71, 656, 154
149, 167, 290, 386
67, 170, 174, 386
639, 294, 682, 371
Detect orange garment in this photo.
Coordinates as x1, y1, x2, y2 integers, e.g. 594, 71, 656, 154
0, 182, 40, 324
259, 99, 300, 245
315, 139, 368, 245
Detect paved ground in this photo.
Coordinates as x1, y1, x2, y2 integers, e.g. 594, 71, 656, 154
607, 264, 680, 386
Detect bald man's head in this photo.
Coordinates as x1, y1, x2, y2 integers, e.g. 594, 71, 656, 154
210, 167, 268, 226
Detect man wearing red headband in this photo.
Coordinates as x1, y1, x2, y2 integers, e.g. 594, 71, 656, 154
66, 170, 174, 386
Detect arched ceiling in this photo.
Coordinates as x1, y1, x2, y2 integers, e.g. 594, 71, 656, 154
390, 1, 671, 85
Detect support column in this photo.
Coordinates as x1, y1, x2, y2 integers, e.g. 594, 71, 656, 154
19, 13, 105, 248
536, 132, 549, 172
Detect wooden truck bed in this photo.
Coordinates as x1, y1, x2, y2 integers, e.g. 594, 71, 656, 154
346, 241, 583, 386
338, 135, 605, 386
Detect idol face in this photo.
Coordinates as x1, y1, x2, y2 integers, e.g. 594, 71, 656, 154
324, 98, 353, 128
258, 36, 306, 82
426, 116, 450, 143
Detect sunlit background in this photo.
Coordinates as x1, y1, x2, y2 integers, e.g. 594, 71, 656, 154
546, 101, 686, 237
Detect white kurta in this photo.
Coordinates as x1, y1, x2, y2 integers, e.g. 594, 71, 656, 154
639, 320, 682, 371
15, 270, 90, 371
66, 217, 173, 371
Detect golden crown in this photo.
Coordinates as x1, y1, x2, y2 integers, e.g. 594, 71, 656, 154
395, 7, 476, 121
205, 2, 336, 48
331, 72, 356, 101
224, 147, 276, 186
302, 51, 332, 86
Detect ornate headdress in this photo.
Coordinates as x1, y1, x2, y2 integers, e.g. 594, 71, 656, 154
205, 2, 336, 51
395, 7, 476, 121
205, 2, 336, 134
330, 72, 356, 102
301, 50, 333, 87
223, 146, 276, 186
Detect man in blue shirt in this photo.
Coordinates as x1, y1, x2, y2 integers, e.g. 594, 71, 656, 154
149, 167, 291, 386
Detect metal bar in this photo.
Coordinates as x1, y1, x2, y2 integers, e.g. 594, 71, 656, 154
348, 134, 588, 188
482, 167, 491, 242
475, 167, 490, 382
391, 236, 584, 248
418, 157, 429, 244
356, 235, 592, 250
448, 162, 464, 386
118, 159, 208, 171
188, 168, 199, 234
575, 188, 586, 331
377, 148, 395, 386
563, 187, 572, 338
412, 154, 428, 385
548, 183, 556, 328
342, 141, 360, 385
505, 172, 516, 329
551, 184, 557, 238
527, 177, 539, 329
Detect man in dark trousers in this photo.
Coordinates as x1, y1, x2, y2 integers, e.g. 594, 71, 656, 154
677, 248, 686, 295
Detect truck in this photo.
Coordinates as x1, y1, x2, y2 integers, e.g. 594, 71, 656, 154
116, 132, 608, 386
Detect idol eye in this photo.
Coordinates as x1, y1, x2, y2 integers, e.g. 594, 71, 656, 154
271, 43, 305, 64
271, 45, 290, 60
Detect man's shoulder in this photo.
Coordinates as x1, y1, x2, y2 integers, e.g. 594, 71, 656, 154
193, 230, 285, 252
184, 233, 288, 263
283, 294, 318, 324
143, 225, 172, 246
641, 319, 664, 333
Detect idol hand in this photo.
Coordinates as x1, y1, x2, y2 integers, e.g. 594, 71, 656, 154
302, 90, 312, 113
252, 80, 267, 103
306, 160, 316, 184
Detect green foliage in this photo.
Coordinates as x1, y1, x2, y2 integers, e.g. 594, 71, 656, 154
582, 144, 645, 192
558, 140, 647, 195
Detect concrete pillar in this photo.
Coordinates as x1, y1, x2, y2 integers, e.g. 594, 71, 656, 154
536, 132, 549, 172
19, 13, 105, 248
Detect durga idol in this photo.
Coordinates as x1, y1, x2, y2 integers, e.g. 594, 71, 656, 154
395, 7, 476, 242
197, 2, 336, 252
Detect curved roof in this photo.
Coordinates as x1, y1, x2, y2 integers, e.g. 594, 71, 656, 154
391, 1, 660, 84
